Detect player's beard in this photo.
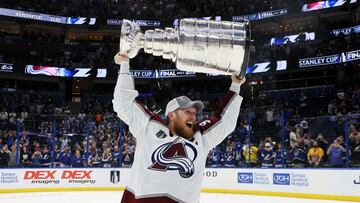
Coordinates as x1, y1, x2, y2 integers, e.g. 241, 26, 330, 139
173, 118, 195, 139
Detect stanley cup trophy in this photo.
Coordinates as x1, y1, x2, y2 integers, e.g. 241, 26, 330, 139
119, 18, 251, 79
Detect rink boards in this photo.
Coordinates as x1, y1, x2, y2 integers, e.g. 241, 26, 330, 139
0, 168, 359, 202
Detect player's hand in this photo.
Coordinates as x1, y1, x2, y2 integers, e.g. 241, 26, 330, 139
114, 52, 129, 65
231, 75, 246, 86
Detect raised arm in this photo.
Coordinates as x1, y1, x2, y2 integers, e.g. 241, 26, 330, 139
326, 145, 332, 155
112, 53, 153, 141
198, 76, 246, 151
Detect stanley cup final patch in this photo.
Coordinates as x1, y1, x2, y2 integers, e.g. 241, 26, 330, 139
110, 170, 120, 184
156, 130, 167, 139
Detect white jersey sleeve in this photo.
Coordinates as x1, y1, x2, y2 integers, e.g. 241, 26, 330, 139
197, 82, 243, 151
112, 61, 152, 141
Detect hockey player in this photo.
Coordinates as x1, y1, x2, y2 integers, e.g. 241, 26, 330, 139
113, 53, 246, 203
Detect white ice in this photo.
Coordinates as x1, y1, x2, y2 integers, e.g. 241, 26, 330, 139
0, 191, 356, 203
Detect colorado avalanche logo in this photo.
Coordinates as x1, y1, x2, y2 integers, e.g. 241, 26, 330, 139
148, 137, 198, 178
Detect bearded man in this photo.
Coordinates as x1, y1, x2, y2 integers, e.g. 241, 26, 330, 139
113, 53, 246, 203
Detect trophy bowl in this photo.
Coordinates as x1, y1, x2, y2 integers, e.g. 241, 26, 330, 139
120, 18, 251, 79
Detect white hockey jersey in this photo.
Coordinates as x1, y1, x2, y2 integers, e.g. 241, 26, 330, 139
113, 61, 243, 203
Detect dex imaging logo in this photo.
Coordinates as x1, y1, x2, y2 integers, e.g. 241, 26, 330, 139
238, 173, 253, 184
273, 173, 290, 185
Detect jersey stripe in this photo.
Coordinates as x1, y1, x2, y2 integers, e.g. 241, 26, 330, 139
195, 91, 237, 134
135, 100, 167, 127
121, 189, 180, 203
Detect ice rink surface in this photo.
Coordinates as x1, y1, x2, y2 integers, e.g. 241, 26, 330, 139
0, 191, 357, 203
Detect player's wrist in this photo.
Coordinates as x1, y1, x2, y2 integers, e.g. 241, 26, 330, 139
230, 82, 241, 94
119, 61, 130, 74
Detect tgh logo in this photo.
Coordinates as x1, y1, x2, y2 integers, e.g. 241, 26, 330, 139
273, 173, 290, 185
238, 173, 253, 184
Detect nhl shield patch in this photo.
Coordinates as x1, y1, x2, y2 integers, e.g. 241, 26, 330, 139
156, 130, 167, 139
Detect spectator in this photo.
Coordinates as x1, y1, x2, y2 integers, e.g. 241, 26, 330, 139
327, 139, 346, 167
0, 108, 8, 121
299, 91, 308, 108
8, 111, 16, 129
127, 136, 136, 152
265, 108, 275, 127
0, 145, 9, 167
53, 144, 61, 166
8, 145, 18, 167
259, 142, 274, 168
95, 112, 103, 125
328, 100, 337, 115
20, 145, 31, 167
91, 150, 102, 167
315, 133, 329, 152
274, 143, 286, 168
224, 142, 236, 167
6, 131, 16, 149
71, 149, 84, 167
31, 149, 43, 167
234, 122, 247, 142
289, 127, 297, 148
59, 146, 71, 167
284, 121, 292, 135
234, 141, 243, 167
290, 142, 307, 168
207, 148, 221, 168
307, 141, 324, 167
60, 135, 70, 151
78, 110, 86, 120
41, 146, 51, 167
20, 109, 28, 122
122, 144, 133, 167
300, 119, 309, 133
349, 125, 359, 139
101, 148, 112, 168
243, 143, 258, 167
349, 128, 360, 165
112, 145, 121, 167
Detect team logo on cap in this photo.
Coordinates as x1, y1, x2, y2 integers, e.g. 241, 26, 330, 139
177, 96, 190, 105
